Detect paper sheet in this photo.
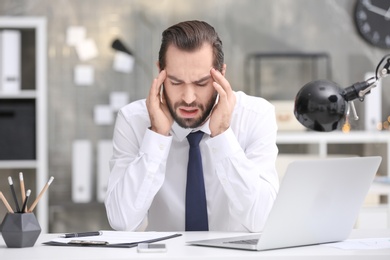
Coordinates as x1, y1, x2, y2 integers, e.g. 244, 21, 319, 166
110, 92, 129, 111
75, 38, 98, 61
66, 26, 86, 46
113, 52, 135, 73
74, 65, 94, 86
94, 105, 113, 125
50, 231, 178, 245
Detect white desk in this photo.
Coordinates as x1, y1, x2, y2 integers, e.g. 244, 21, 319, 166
1, 230, 389, 259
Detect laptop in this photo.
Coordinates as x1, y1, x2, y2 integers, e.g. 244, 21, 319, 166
188, 156, 382, 251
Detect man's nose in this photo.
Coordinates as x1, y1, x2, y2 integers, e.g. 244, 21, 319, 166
182, 85, 196, 104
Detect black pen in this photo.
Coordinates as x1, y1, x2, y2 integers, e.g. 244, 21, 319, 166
59, 231, 103, 238
21, 189, 31, 213
8, 176, 20, 212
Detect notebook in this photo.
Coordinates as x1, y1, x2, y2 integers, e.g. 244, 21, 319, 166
188, 156, 382, 251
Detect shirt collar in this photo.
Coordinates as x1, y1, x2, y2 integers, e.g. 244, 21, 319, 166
171, 119, 211, 141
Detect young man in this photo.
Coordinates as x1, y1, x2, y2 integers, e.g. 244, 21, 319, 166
105, 20, 279, 232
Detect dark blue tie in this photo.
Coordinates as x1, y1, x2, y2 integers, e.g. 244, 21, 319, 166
185, 131, 209, 231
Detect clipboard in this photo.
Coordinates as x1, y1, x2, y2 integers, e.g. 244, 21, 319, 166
43, 231, 182, 248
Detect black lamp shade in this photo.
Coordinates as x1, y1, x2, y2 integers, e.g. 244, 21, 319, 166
111, 39, 132, 56
294, 80, 348, 132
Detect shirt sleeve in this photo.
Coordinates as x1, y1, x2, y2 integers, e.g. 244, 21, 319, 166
104, 110, 172, 231
205, 104, 279, 232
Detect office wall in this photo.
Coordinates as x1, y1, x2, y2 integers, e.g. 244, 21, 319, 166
0, 0, 389, 232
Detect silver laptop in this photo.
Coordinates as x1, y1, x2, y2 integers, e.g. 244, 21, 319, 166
188, 156, 382, 251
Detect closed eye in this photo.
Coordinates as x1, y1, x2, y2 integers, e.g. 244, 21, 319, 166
167, 75, 211, 87
193, 76, 211, 87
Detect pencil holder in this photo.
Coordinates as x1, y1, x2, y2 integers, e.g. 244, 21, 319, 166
0, 212, 41, 248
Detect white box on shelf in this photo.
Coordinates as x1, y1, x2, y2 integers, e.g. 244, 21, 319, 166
97, 140, 113, 203
364, 72, 382, 131
72, 140, 93, 203
0, 30, 21, 93
270, 100, 305, 132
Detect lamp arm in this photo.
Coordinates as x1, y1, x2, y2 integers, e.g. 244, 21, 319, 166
343, 53, 390, 102
342, 78, 375, 102
375, 55, 390, 79
347, 101, 359, 121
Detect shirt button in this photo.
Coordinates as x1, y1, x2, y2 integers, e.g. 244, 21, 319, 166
159, 144, 165, 150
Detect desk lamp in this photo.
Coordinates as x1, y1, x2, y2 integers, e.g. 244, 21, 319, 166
294, 54, 390, 132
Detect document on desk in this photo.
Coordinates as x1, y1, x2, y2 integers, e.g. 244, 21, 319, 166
43, 231, 182, 248
323, 238, 390, 250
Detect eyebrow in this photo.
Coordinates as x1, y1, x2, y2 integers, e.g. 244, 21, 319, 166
167, 75, 211, 84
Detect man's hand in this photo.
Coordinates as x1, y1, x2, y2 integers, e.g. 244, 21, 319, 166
209, 68, 236, 137
146, 70, 173, 136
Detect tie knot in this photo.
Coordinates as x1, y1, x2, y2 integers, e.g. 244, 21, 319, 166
187, 131, 204, 147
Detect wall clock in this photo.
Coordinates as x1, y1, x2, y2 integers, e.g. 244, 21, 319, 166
354, 0, 390, 49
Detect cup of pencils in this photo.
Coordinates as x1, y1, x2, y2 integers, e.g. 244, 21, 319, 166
0, 173, 54, 248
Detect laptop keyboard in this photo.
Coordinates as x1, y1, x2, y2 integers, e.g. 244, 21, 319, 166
223, 239, 259, 245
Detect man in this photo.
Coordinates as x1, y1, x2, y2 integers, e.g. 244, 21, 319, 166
105, 20, 279, 232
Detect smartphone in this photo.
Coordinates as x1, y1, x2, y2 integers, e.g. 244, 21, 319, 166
137, 243, 167, 253
159, 84, 164, 103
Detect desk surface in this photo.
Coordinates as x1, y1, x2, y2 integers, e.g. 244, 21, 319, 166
1, 229, 389, 260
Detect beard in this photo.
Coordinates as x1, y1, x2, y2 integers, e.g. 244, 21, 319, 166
165, 91, 218, 129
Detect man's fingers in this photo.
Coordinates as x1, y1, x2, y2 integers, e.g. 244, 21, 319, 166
154, 70, 167, 95
210, 68, 231, 92
156, 70, 167, 88
212, 81, 226, 99
148, 70, 166, 103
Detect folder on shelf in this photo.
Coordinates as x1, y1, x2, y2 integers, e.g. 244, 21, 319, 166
0, 30, 21, 93
72, 140, 93, 203
43, 231, 182, 248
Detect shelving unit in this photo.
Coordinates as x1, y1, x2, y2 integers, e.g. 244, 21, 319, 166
0, 17, 48, 232
277, 130, 390, 228
277, 131, 390, 175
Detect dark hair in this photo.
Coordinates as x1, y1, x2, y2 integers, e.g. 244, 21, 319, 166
158, 20, 224, 72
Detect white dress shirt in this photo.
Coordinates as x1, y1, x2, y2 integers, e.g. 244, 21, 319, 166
105, 91, 279, 232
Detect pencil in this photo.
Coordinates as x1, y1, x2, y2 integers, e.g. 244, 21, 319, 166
0, 191, 14, 213
28, 176, 54, 212
8, 176, 21, 212
19, 172, 26, 202
21, 189, 31, 213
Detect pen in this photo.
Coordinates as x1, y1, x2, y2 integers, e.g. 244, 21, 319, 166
19, 172, 26, 202
0, 191, 14, 213
8, 176, 20, 212
21, 189, 31, 213
59, 231, 103, 238
29, 176, 54, 212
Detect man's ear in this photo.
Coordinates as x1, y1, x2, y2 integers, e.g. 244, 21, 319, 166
221, 64, 227, 76
156, 61, 161, 72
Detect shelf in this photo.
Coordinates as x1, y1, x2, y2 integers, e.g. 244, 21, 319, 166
0, 17, 48, 233
277, 130, 390, 144
277, 131, 390, 175
370, 181, 390, 195
0, 160, 38, 169
0, 90, 37, 99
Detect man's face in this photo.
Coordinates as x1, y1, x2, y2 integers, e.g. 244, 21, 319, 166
163, 44, 219, 129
